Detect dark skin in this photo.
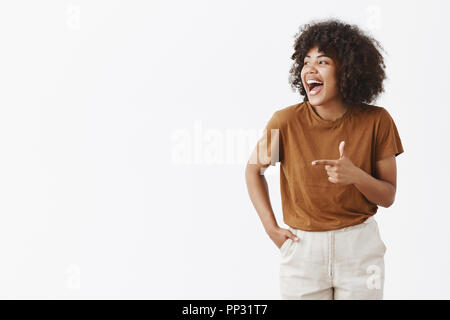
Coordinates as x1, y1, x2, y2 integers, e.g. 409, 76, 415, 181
245, 46, 397, 249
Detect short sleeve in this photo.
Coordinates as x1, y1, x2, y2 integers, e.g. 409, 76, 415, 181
250, 111, 284, 167
374, 108, 404, 161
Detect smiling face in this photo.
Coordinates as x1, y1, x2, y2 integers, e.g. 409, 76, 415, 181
301, 45, 341, 106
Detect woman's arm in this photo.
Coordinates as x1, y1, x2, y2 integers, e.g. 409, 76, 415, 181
353, 155, 397, 208
312, 141, 398, 208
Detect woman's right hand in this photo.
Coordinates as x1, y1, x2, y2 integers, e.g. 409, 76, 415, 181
268, 226, 299, 249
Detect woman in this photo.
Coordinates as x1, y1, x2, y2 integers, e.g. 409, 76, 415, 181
245, 18, 404, 300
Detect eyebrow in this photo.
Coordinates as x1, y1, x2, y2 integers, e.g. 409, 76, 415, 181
305, 54, 331, 59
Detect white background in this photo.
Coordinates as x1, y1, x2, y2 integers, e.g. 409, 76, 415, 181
0, 0, 447, 299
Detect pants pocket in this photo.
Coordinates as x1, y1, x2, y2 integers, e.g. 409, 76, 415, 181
279, 238, 291, 252
374, 223, 387, 254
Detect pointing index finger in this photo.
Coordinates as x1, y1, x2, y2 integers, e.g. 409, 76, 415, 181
312, 160, 337, 166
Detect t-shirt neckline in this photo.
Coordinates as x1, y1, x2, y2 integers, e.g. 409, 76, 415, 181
306, 101, 353, 126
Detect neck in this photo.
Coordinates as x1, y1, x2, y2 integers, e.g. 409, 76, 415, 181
310, 96, 349, 121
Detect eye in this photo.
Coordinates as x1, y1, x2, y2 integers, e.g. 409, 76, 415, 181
319, 61, 328, 64
303, 61, 309, 65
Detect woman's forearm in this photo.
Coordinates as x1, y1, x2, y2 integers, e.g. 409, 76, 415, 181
245, 166, 279, 234
354, 168, 395, 208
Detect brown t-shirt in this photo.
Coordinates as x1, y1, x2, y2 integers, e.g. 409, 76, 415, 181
255, 101, 404, 231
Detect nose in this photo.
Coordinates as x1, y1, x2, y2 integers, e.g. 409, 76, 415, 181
304, 65, 318, 73
302, 64, 318, 78
302, 67, 318, 83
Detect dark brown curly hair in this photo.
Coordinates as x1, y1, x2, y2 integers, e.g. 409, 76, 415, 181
289, 18, 387, 106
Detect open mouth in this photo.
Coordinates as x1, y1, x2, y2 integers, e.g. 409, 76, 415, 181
306, 80, 324, 96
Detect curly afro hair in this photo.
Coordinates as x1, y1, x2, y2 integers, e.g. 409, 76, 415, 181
289, 18, 387, 106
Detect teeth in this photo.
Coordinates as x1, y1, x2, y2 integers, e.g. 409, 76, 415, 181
306, 79, 323, 84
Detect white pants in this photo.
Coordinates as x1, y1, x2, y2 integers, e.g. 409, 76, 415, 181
279, 216, 386, 300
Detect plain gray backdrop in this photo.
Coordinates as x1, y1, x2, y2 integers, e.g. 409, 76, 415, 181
0, 0, 447, 299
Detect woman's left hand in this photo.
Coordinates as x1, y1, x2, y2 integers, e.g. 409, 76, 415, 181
311, 141, 362, 186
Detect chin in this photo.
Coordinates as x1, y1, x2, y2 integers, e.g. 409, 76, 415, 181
307, 95, 326, 106
307, 90, 335, 106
